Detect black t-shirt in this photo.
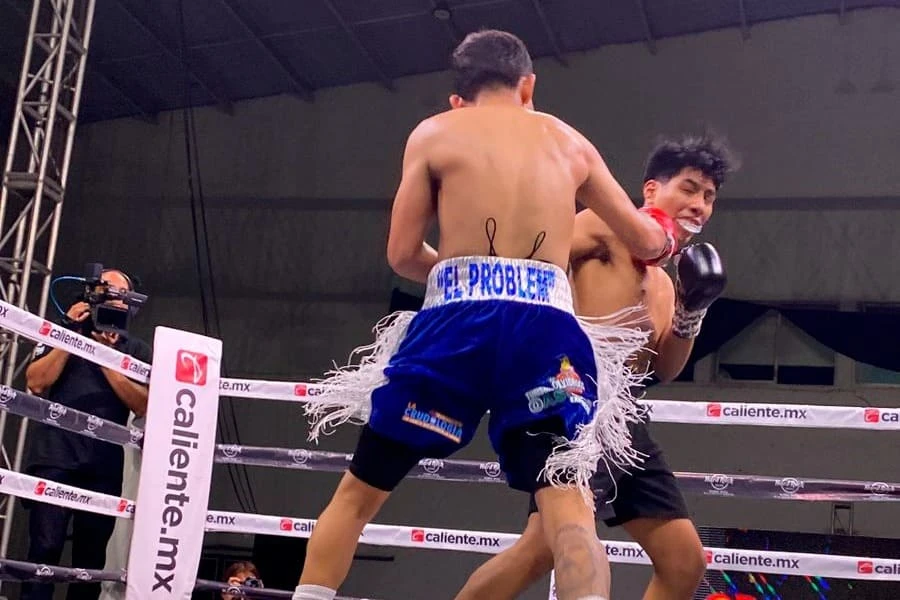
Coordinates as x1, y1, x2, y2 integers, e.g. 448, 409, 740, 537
25, 327, 152, 476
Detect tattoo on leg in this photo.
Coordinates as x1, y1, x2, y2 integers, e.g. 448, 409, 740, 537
552, 524, 605, 598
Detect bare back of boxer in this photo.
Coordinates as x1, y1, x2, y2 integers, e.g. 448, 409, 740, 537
411, 107, 593, 270
388, 104, 674, 285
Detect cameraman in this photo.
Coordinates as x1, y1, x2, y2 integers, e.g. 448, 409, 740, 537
21, 269, 151, 600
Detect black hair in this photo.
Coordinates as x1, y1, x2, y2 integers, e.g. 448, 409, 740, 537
643, 133, 739, 190
451, 29, 533, 101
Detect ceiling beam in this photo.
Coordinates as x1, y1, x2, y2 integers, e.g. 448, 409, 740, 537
321, 0, 395, 92
838, 0, 849, 24
89, 1, 528, 65
89, 67, 159, 123
2, 0, 159, 122
530, 0, 568, 66
426, 0, 463, 46
737, 0, 751, 40
216, 0, 315, 102
0, 0, 26, 19
634, 0, 658, 55
111, 0, 234, 113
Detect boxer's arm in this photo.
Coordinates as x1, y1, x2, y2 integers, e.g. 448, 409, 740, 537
387, 122, 439, 283
651, 242, 727, 381
570, 209, 609, 263
574, 135, 673, 263
648, 273, 694, 383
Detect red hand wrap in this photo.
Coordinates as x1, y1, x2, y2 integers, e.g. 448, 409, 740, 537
638, 206, 678, 266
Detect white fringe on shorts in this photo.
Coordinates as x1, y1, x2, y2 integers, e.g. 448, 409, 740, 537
304, 310, 415, 442
539, 305, 654, 508
303, 302, 655, 511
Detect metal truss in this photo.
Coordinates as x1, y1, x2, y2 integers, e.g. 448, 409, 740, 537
0, 0, 97, 563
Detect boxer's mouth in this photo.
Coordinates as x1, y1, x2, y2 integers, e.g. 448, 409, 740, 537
677, 218, 702, 235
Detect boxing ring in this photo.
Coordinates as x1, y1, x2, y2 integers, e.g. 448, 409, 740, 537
0, 301, 897, 599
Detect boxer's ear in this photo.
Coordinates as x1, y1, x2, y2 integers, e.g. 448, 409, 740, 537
449, 94, 466, 109
643, 179, 660, 205
519, 74, 536, 108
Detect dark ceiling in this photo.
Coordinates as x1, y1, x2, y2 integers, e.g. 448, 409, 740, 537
0, 0, 896, 127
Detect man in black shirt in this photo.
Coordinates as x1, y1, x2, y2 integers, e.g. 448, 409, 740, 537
21, 269, 151, 600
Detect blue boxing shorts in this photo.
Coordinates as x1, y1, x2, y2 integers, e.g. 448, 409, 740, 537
305, 256, 651, 495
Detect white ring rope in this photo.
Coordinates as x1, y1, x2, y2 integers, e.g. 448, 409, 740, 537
2, 383, 897, 503
1, 299, 897, 431
0, 557, 366, 599
0, 468, 897, 582
2, 301, 898, 595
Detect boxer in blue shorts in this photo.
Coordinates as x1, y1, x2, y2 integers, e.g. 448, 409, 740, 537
293, 29, 677, 600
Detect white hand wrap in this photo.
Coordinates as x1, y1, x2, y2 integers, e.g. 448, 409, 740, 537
672, 301, 706, 339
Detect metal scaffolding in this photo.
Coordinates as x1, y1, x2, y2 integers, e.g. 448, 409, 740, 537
0, 0, 96, 561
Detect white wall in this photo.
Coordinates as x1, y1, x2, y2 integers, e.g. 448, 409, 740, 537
69, 8, 900, 203
63, 8, 900, 306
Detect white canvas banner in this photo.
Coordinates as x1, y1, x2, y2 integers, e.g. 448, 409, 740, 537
126, 326, 222, 599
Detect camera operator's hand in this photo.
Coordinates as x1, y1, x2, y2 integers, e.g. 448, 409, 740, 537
66, 302, 90, 324
27, 301, 89, 394
91, 331, 119, 347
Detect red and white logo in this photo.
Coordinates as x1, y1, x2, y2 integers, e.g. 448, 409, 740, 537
411, 529, 425, 542
858, 560, 873, 574
39, 321, 52, 336
117, 499, 129, 512
120, 357, 130, 370
864, 409, 880, 423
706, 403, 722, 417
705, 550, 713, 564
176, 350, 208, 386
35, 481, 46, 495
294, 384, 323, 397
280, 519, 293, 531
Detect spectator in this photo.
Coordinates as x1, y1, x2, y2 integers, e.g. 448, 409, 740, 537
223, 561, 264, 600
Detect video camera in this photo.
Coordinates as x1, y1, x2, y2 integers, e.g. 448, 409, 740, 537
77, 263, 148, 336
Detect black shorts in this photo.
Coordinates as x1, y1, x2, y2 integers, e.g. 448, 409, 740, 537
527, 418, 689, 527
351, 416, 570, 493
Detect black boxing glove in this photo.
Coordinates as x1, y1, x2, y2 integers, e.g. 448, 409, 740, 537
671, 242, 726, 339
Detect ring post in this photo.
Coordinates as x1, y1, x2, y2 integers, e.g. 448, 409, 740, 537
126, 326, 222, 599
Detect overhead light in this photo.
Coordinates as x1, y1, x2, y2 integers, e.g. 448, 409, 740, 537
432, 1, 452, 21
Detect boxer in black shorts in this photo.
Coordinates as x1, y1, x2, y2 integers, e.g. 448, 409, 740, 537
455, 134, 738, 600
527, 416, 689, 528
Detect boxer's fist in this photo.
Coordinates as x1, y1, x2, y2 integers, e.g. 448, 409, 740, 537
671, 243, 726, 338
638, 206, 678, 267
675, 243, 726, 312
